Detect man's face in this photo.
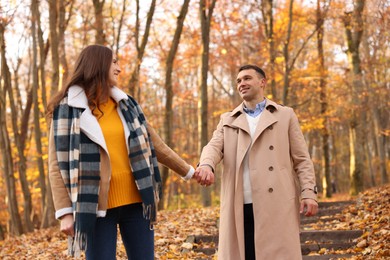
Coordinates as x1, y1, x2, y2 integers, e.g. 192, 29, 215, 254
236, 69, 265, 102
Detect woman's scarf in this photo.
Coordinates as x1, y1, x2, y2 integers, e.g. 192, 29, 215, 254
52, 94, 162, 256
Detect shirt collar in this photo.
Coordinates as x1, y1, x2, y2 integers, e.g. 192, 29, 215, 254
243, 99, 266, 116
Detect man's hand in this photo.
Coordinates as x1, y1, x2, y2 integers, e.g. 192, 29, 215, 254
300, 199, 318, 217
60, 214, 74, 237
194, 165, 215, 186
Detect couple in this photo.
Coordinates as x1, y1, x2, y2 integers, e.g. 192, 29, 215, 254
48, 45, 318, 260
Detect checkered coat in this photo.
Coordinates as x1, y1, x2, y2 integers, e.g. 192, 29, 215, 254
49, 86, 192, 220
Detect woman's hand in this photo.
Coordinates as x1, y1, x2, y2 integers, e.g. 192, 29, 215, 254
60, 214, 74, 237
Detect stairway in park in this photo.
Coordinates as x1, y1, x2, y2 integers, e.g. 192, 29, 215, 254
184, 201, 363, 259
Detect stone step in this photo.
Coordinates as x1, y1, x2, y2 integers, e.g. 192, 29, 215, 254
192, 242, 357, 256
301, 216, 339, 225
317, 201, 354, 208
186, 230, 363, 256
301, 242, 356, 255
186, 201, 360, 258
187, 230, 362, 245
310, 208, 345, 217
302, 254, 357, 259
300, 230, 363, 243
300, 201, 354, 225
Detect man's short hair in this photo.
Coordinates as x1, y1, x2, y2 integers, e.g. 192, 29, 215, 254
239, 64, 266, 79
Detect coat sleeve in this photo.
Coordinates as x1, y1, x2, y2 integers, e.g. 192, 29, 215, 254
287, 108, 317, 201
147, 124, 193, 178
48, 119, 73, 219
199, 115, 225, 171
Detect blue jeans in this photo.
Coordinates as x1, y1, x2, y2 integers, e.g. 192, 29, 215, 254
86, 203, 154, 260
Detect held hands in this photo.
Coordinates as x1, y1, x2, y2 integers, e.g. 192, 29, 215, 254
193, 165, 215, 186
300, 199, 318, 217
60, 214, 74, 237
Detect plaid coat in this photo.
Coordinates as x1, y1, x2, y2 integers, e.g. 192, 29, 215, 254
49, 86, 193, 220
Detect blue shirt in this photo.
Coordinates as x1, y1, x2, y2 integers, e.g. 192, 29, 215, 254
243, 99, 266, 118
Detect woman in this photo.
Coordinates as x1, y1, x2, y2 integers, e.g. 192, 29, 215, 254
47, 45, 194, 259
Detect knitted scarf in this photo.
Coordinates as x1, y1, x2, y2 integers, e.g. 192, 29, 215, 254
52, 94, 162, 256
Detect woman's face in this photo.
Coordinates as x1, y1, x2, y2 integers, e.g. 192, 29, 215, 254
109, 56, 121, 86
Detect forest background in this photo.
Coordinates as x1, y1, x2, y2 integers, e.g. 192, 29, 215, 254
0, 0, 388, 240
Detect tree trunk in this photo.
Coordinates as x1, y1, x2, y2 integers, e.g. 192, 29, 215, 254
281, 0, 318, 106
5, 55, 34, 233
92, 0, 106, 45
343, 0, 366, 195
159, 0, 191, 210
372, 106, 388, 184
360, 8, 388, 186
58, 0, 74, 88
317, 0, 332, 198
282, 0, 294, 105
0, 22, 24, 236
0, 110, 23, 236
109, 0, 126, 57
127, 0, 156, 99
31, 0, 51, 228
199, 0, 217, 207
37, 4, 48, 113
48, 0, 60, 96
260, 0, 277, 100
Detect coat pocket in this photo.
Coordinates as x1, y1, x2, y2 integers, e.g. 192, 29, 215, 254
277, 167, 296, 201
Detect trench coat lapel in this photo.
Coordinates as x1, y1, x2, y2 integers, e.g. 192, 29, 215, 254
226, 105, 252, 259
229, 105, 252, 174
252, 106, 278, 142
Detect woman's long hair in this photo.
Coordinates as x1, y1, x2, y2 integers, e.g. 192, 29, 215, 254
47, 45, 113, 115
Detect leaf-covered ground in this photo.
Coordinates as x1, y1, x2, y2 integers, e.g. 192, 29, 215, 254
302, 184, 390, 259
0, 184, 389, 259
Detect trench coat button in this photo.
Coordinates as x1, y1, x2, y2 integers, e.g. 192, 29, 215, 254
268, 188, 274, 193
269, 145, 274, 150
269, 166, 274, 171
268, 125, 273, 130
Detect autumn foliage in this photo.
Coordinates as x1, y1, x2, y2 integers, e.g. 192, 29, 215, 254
0, 185, 389, 259
0, 0, 388, 246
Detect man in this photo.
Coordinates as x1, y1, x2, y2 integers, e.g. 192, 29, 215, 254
195, 64, 318, 260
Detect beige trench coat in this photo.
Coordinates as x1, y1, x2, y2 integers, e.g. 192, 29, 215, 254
200, 99, 317, 260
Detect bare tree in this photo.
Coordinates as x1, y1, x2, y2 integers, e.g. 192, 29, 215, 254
343, 0, 366, 195
361, 2, 388, 186
109, 0, 127, 57
199, 0, 217, 207
58, 1, 74, 88
31, 0, 53, 228
0, 19, 24, 236
48, 0, 60, 96
92, 0, 106, 45
260, 0, 277, 100
127, 0, 156, 100
159, 0, 191, 210
316, 0, 332, 197
282, 0, 318, 105
48, 0, 74, 96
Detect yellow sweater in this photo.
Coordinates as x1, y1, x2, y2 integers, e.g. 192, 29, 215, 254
96, 98, 142, 208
